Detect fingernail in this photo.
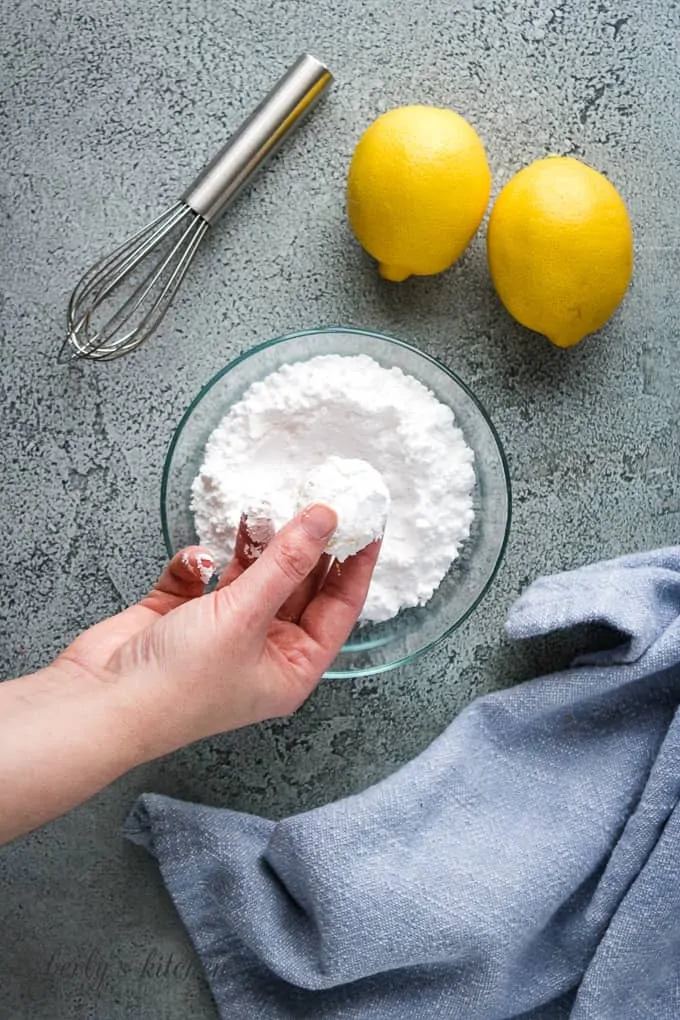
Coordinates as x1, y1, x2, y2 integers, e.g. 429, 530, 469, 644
180, 550, 215, 585
197, 555, 216, 585
301, 503, 337, 540
236, 506, 275, 567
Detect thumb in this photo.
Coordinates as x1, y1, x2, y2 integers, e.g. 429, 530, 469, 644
222, 504, 337, 627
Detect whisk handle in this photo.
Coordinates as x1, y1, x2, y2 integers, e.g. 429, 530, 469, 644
183, 54, 332, 224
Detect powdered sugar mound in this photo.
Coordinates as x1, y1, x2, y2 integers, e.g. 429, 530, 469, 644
191, 353, 475, 623
297, 456, 389, 561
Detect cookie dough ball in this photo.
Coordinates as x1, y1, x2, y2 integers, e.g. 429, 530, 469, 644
297, 456, 390, 561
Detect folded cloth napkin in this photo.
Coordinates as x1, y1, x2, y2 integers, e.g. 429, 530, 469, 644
125, 548, 680, 1020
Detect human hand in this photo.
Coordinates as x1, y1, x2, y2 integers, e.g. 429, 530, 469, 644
58, 504, 380, 760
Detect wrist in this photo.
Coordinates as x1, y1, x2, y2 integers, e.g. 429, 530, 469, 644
108, 664, 198, 764
49, 655, 165, 771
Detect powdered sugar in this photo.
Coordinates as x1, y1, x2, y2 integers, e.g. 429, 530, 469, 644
191, 353, 475, 623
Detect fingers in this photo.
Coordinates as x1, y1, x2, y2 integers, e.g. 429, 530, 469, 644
218, 514, 332, 624
234, 510, 275, 567
215, 511, 274, 591
296, 538, 381, 671
140, 547, 216, 615
216, 558, 245, 589
277, 553, 332, 623
222, 504, 337, 628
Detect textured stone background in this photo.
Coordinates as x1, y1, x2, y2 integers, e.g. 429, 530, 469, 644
1, 0, 678, 1016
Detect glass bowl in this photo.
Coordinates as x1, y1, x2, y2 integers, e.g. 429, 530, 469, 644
161, 327, 511, 678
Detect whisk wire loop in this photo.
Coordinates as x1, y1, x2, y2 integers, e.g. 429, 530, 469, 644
60, 55, 332, 362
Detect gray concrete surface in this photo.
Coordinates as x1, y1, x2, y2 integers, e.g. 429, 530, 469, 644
1, 0, 678, 1016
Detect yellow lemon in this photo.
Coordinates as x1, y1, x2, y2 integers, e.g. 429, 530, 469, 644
347, 106, 491, 282
487, 156, 633, 347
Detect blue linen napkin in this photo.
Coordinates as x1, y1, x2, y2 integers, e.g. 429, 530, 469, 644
125, 548, 680, 1019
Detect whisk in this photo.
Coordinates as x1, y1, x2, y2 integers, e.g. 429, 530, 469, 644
60, 54, 332, 363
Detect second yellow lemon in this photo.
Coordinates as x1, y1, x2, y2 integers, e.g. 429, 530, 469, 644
487, 156, 633, 347
347, 106, 491, 282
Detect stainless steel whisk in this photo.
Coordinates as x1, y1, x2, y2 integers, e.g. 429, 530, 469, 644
60, 54, 332, 363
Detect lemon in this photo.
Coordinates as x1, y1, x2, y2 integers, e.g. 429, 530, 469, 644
487, 156, 633, 347
347, 106, 491, 282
